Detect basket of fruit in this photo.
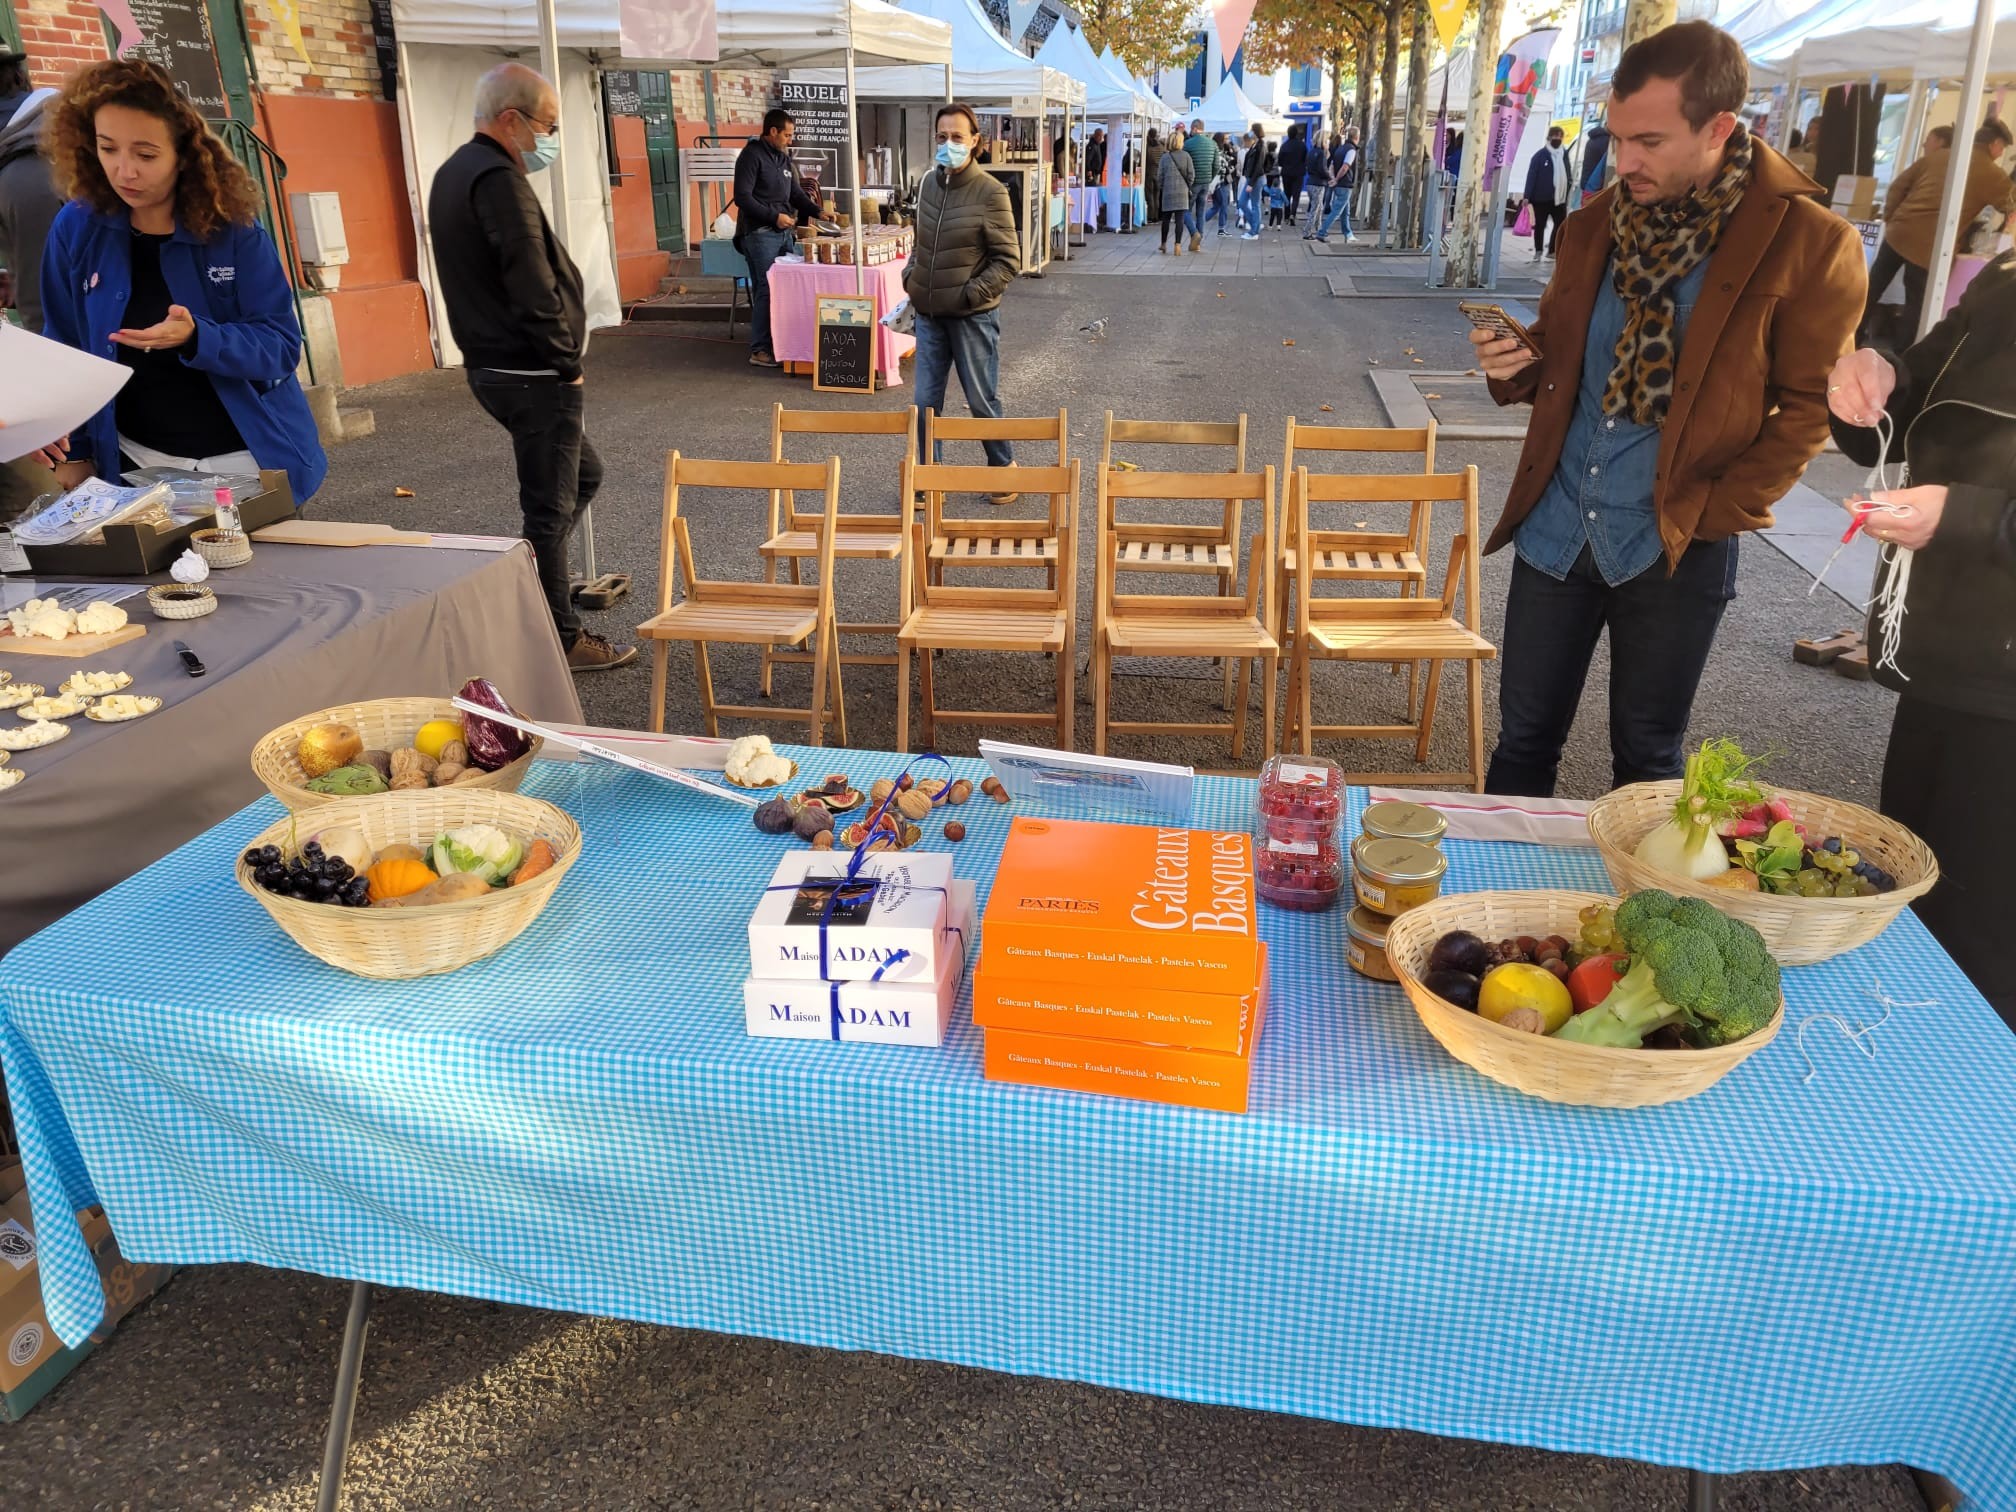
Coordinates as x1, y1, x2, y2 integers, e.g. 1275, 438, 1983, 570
1587, 739, 1937, 966
237, 788, 579, 979
250, 680, 541, 811
1383, 889, 1784, 1108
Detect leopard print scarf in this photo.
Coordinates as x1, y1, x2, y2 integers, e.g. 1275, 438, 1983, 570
1603, 126, 1755, 426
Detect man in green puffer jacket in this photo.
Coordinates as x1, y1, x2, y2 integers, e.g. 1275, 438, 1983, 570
905, 101, 1022, 499
1182, 122, 1218, 253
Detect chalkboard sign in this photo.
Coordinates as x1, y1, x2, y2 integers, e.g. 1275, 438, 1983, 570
813, 294, 877, 394
778, 80, 853, 198
123, 0, 228, 118
603, 69, 643, 118
368, 0, 398, 99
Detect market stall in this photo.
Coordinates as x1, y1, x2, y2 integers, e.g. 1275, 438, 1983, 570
1034, 21, 1150, 237
6, 741, 2016, 1509
0, 540, 580, 954
789, 0, 1088, 272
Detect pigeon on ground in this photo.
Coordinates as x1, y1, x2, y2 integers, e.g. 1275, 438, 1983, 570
1078, 318, 1109, 341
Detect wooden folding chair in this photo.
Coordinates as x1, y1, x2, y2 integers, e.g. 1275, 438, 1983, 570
921, 409, 1069, 588
896, 458, 1079, 753
1274, 418, 1438, 715
1100, 412, 1249, 707
1281, 466, 1495, 791
758, 404, 916, 693
1093, 467, 1280, 763
639, 454, 846, 746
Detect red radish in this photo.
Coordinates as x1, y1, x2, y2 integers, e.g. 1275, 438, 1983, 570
1766, 796, 1795, 824
1568, 954, 1631, 1013
1722, 818, 1769, 839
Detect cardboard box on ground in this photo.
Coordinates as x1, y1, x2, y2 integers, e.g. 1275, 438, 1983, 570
0, 1161, 173, 1420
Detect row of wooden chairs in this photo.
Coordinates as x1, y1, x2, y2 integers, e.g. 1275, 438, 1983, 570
637, 407, 1495, 787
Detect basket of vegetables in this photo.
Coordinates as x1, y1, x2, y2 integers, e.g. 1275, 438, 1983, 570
1587, 739, 1937, 966
1383, 889, 1784, 1108
236, 787, 580, 979
250, 680, 542, 812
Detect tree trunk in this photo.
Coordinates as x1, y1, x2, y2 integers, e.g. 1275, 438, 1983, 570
1623, 0, 1677, 48
1398, 0, 1433, 250
1448, 0, 1506, 285
1375, 1, 1401, 229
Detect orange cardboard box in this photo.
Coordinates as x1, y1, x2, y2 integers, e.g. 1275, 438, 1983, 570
982, 950, 1268, 1114
979, 817, 1262, 996
971, 964, 1263, 1053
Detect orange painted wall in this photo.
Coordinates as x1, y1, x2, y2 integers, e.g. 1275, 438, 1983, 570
256, 92, 432, 385
610, 115, 670, 303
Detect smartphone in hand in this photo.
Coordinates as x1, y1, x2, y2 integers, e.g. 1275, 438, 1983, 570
1459, 300, 1542, 359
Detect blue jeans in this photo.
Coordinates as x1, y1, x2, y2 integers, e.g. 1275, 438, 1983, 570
1238, 184, 1260, 231
1206, 182, 1232, 230
1485, 539, 1738, 796
741, 226, 795, 354
1190, 183, 1210, 233
914, 309, 1013, 466
1316, 186, 1353, 239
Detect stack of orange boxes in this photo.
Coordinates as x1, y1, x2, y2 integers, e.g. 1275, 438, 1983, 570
975, 816, 1269, 1114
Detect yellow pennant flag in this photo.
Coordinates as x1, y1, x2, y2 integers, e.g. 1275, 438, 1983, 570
265, 0, 312, 65
1428, 0, 1468, 55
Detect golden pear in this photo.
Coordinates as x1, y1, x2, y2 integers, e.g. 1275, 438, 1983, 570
297, 721, 363, 779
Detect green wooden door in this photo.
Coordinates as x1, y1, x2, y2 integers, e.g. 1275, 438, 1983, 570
638, 72, 684, 252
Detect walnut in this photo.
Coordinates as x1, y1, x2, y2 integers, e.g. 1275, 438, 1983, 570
452, 766, 488, 784
869, 778, 896, 804
895, 789, 932, 821
438, 739, 469, 767
390, 747, 436, 788
917, 778, 947, 798
431, 761, 468, 786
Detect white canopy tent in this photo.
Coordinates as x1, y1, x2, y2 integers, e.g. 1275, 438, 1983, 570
1195, 75, 1286, 136
1034, 24, 1146, 234
1760, 0, 2016, 83
389, 0, 956, 365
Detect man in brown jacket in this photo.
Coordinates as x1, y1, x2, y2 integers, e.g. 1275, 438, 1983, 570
1469, 21, 1864, 795
905, 101, 1021, 502
1864, 119, 2014, 342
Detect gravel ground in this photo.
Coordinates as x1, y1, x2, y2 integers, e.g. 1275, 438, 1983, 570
0, 270, 1919, 1509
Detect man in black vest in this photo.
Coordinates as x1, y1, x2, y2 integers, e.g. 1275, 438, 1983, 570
429, 61, 634, 673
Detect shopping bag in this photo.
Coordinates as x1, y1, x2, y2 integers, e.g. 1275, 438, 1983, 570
1512, 201, 1534, 237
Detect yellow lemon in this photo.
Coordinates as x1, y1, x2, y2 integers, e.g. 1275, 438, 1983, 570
414, 718, 465, 760
1477, 962, 1573, 1034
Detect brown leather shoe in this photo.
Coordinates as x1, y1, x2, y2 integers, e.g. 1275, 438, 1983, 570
1189, 232, 1201, 252
986, 492, 1020, 506
567, 630, 638, 673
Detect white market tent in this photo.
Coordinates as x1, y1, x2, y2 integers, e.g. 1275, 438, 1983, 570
1196, 74, 1286, 136
389, 0, 955, 365
794, 0, 1084, 108
1036, 22, 1143, 117
1758, 0, 2016, 83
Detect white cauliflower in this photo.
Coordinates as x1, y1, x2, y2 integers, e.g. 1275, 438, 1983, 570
724, 734, 794, 787
74, 602, 129, 637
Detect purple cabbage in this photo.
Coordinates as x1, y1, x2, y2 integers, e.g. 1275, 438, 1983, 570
458, 677, 531, 771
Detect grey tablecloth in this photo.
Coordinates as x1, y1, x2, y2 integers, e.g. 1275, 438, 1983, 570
0, 542, 582, 954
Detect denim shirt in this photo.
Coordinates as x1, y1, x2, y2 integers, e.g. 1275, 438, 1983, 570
1515, 257, 1710, 585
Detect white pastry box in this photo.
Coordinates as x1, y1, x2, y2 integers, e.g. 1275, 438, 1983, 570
747, 850, 955, 983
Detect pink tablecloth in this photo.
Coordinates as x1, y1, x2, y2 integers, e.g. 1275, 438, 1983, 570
766, 257, 915, 385
1945, 254, 1991, 318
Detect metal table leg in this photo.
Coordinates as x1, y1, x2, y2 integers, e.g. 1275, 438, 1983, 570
314, 1281, 373, 1512
1688, 1469, 1718, 1512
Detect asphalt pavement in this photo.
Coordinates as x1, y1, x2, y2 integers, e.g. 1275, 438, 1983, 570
0, 261, 1918, 1510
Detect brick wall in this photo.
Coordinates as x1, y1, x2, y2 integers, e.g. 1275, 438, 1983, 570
17, 0, 112, 85
671, 68, 775, 134
243, 0, 381, 98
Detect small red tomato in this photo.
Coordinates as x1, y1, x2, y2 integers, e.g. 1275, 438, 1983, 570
1567, 953, 1630, 1013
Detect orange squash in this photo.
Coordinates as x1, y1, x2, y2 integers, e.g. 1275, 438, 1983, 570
366, 856, 436, 904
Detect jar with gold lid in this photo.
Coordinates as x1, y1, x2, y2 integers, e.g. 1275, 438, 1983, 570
1350, 836, 1448, 917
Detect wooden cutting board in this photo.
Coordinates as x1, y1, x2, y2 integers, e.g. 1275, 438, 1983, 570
254, 520, 433, 548
0, 622, 148, 658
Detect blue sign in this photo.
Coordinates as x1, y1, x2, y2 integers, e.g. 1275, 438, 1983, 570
1285, 100, 1322, 114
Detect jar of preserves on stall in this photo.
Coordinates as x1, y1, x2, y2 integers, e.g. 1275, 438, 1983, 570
1350, 836, 1447, 918
1253, 755, 1346, 911
1359, 799, 1448, 848
1345, 905, 1398, 981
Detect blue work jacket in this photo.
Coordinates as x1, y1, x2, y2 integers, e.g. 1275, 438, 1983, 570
39, 201, 328, 502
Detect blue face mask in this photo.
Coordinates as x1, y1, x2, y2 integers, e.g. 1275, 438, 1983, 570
935, 140, 970, 171
522, 128, 560, 174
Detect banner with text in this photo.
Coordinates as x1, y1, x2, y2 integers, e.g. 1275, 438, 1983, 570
1487, 28, 1559, 183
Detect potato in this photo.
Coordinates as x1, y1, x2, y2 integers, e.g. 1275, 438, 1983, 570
374, 843, 426, 864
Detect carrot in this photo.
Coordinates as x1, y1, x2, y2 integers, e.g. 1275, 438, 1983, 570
510, 838, 558, 886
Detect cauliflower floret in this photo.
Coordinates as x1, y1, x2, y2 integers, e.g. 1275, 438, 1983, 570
74, 602, 128, 637
724, 734, 794, 786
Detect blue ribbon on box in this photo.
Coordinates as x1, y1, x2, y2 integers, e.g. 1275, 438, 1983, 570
760, 753, 960, 1040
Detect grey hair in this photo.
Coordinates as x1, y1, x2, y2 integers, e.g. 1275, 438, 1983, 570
474, 62, 552, 125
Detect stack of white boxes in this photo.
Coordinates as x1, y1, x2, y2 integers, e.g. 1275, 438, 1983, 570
744, 849, 977, 1047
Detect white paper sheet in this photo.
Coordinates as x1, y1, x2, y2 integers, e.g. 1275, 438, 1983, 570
0, 325, 132, 464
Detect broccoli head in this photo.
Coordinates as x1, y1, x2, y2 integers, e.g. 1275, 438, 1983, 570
1555, 890, 1780, 1049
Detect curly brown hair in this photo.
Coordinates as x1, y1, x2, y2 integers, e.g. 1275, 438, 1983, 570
45, 59, 259, 241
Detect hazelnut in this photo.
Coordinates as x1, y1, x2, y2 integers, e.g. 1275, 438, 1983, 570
895, 789, 933, 821
811, 831, 835, 851
979, 776, 1002, 796
990, 785, 1010, 804
944, 820, 966, 842
897, 773, 914, 791
947, 780, 973, 805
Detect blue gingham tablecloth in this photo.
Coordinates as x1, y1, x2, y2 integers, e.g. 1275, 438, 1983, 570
6, 753, 2016, 1504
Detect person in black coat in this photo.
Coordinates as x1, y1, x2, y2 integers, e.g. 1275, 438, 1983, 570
1276, 122, 1309, 226
1826, 259, 2016, 1028
733, 107, 821, 366
1579, 122, 1611, 196
1521, 124, 1570, 258
1239, 127, 1266, 238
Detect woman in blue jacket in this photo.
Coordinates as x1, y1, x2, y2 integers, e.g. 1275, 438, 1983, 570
33, 60, 326, 503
